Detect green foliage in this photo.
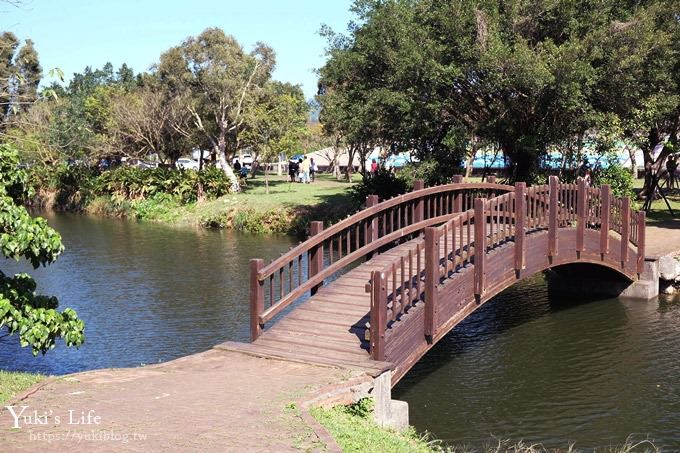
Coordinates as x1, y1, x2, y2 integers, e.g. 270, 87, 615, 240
318, 0, 680, 183
595, 160, 634, 199
350, 169, 409, 205
30, 165, 232, 211
0, 144, 84, 355
399, 160, 461, 188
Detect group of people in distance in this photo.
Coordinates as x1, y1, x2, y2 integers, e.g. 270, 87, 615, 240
288, 155, 318, 183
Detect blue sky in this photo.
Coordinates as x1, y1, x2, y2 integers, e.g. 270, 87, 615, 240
3, 0, 355, 99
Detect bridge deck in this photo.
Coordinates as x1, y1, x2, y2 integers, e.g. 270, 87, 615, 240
228, 238, 446, 376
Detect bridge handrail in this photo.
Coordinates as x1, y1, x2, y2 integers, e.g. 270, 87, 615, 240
257, 182, 513, 280
367, 177, 647, 361
249, 176, 514, 341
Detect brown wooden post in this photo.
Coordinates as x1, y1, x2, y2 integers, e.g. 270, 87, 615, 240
486, 175, 496, 184
309, 221, 324, 295
369, 271, 387, 361
621, 197, 630, 266
250, 258, 264, 342
474, 198, 486, 298
413, 179, 425, 223
366, 195, 379, 242
424, 227, 439, 338
548, 176, 559, 257
600, 185, 611, 256
514, 182, 526, 272
576, 177, 586, 253
637, 211, 646, 276
452, 175, 463, 212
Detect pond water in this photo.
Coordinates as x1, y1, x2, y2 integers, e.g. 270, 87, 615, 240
0, 212, 295, 375
393, 275, 680, 450
2, 213, 679, 449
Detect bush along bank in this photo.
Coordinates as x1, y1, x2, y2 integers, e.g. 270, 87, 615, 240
28, 165, 231, 219
27, 165, 361, 236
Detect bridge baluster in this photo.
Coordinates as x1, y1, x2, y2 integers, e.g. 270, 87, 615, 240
413, 179, 425, 223
474, 198, 486, 299
250, 258, 265, 342
515, 183, 526, 272
369, 271, 387, 361
577, 178, 587, 253
424, 227, 439, 339
600, 185, 611, 256
637, 211, 646, 275
548, 176, 559, 257
621, 197, 631, 268
309, 221, 324, 296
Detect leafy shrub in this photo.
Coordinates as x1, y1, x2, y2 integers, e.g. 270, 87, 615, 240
29, 165, 232, 209
399, 159, 460, 187
0, 144, 85, 355
595, 159, 634, 198
350, 169, 409, 205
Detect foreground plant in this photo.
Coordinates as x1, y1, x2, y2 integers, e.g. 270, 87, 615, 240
0, 144, 84, 355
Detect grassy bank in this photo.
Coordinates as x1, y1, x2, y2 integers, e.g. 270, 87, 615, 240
311, 399, 661, 453
0, 371, 44, 404
104, 173, 361, 235
179, 173, 360, 234
310, 399, 436, 452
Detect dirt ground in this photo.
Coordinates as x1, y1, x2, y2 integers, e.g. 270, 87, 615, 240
0, 349, 358, 452
644, 220, 680, 258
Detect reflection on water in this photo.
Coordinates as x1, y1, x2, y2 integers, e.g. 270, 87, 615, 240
0, 212, 294, 375
393, 275, 680, 450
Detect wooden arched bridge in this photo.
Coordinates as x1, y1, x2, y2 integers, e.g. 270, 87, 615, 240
240, 176, 646, 385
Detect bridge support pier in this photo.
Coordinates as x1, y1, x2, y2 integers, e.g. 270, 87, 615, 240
619, 258, 659, 300
372, 371, 409, 431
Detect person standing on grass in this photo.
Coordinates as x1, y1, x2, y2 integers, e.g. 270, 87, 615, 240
310, 157, 317, 182
288, 158, 298, 182
300, 156, 311, 184
370, 159, 378, 178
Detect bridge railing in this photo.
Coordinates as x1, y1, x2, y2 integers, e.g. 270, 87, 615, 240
368, 176, 646, 361
249, 175, 514, 341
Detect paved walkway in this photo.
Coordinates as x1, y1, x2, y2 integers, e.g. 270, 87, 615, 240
1, 349, 365, 452
645, 219, 680, 258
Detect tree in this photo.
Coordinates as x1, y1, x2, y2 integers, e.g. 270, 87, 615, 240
0, 32, 42, 127
110, 86, 193, 164
157, 28, 275, 191
319, 0, 677, 183
0, 143, 84, 355
589, 0, 680, 195
243, 81, 308, 193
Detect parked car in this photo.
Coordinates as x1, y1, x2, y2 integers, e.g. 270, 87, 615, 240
175, 158, 200, 170
233, 154, 254, 168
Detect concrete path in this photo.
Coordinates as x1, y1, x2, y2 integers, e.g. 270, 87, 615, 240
1, 349, 365, 452
645, 219, 680, 258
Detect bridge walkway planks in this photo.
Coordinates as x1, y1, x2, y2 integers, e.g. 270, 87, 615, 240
225, 236, 468, 376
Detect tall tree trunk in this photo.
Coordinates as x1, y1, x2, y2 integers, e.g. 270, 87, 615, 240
216, 136, 241, 193
465, 137, 477, 178
265, 163, 271, 194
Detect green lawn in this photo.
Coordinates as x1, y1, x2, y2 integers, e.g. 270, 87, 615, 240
173, 173, 361, 231
0, 370, 44, 404
632, 177, 680, 224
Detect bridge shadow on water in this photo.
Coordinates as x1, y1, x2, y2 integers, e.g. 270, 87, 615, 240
393, 264, 630, 391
